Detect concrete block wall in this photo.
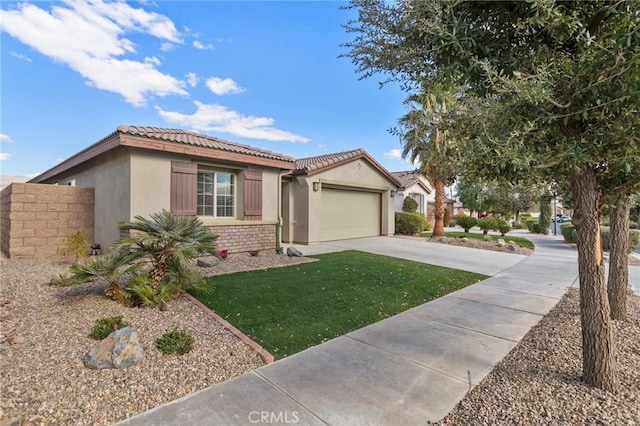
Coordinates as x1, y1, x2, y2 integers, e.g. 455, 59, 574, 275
209, 223, 276, 254
0, 183, 94, 258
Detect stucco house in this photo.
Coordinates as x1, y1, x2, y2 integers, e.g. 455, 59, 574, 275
391, 170, 434, 214
282, 149, 401, 245
28, 126, 295, 253
23, 126, 400, 255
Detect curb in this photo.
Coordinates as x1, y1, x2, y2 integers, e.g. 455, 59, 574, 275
181, 292, 275, 365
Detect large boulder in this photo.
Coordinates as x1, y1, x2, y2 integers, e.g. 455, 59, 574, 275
84, 327, 145, 369
287, 247, 303, 257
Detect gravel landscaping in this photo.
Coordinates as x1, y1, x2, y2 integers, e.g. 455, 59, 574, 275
442, 288, 640, 425
0, 252, 314, 426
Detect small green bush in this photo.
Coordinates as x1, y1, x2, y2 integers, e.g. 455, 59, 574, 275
90, 316, 128, 340
560, 223, 576, 242
511, 222, 526, 230
60, 231, 90, 261
395, 212, 424, 235
497, 219, 511, 236
477, 217, 498, 235
156, 328, 194, 355
630, 221, 638, 230
560, 223, 577, 243
402, 197, 418, 213
454, 215, 477, 233
420, 214, 434, 232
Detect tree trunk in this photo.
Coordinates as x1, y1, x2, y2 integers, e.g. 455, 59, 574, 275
570, 169, 618, 392
432, 179, 446, 237
607, 196, 630, 321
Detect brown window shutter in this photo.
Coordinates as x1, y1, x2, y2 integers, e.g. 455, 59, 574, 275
171, 161, 197, 216
243, 169, 262, 220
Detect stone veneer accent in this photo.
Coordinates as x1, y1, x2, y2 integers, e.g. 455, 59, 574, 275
0, 183, 94, 258
208, 223, 276, 254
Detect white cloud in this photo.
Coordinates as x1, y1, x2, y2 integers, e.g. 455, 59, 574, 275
0, 153, 14, 161
0, 0, 187, 106
384, 149, 403, 160
160, 41, 174, 52
156, 101, 311, 143
144, 56, 160, 65
384, 148, 419, 165
0, 134, 13, 143
10, 51, 32, 62
193, 40, 213, 50
206, 77, 245, 96
186, 72, 198, 88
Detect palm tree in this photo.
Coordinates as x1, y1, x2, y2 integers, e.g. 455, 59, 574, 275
51, 251, 139, 304
392, 88, 460, 237
113, 210, 219, 290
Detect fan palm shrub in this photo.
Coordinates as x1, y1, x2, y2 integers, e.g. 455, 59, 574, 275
51, 251, 139, 304
113, 210, 218, 305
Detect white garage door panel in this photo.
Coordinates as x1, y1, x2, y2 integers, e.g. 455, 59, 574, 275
320, 189, 380, 241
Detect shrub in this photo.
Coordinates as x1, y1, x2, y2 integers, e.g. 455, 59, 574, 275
477, 217, 498, 235
560, 223, 577, 243
395, 212, 424, 235
630, 221, 639, 230
422, 216, 434, 232
52, 211, 218, 308
539, 201, 552, 235
156, 328, 194, 355
454, 215, 477, 233
600, 228, 640, 253
511, 222, 526, 230
90, 316, 128, 340
497, 219, 511, 236
60, 231, 90, 261
402, 197, 418, 213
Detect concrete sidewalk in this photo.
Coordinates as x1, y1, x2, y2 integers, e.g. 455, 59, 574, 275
118, 232, 578, 425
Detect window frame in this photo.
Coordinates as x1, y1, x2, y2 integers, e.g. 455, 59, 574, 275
196, 168, 236, 219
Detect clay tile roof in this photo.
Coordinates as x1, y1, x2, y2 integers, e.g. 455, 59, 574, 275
293, 148, 402, 186
117, 125, 295, 163
390, 170, 421, 188
293, 148, 367, 175
390, 170, 433, 193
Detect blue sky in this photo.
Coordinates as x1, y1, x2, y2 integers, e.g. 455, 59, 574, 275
0, 0, 413, 183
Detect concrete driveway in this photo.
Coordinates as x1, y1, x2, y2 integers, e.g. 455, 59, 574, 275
284, 235, 528, 276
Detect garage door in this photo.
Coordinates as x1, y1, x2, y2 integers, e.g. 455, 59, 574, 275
320, 188, 380, 241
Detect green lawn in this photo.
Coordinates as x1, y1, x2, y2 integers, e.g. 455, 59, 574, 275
193, 250, 486, 359
421, 231, 535, 249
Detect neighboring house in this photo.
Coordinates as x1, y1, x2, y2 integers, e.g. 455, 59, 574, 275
20, 127, 401, 255
28, 126, 295, 253
391, 170, 434, 214
282, 149, 402, 245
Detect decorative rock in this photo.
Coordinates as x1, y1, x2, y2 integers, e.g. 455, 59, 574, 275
83, 327, 145, 370
287, 247, 303, 257
441, 237, 450, 243
506, 244, 517, 251
197, 257, 219, 268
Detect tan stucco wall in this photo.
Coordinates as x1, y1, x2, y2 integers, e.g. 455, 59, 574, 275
129, 150, 171, 219
289, 159, 396, 244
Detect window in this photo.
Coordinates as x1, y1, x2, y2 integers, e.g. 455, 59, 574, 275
197, 170, 235, 217
409, 192, 425, 213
